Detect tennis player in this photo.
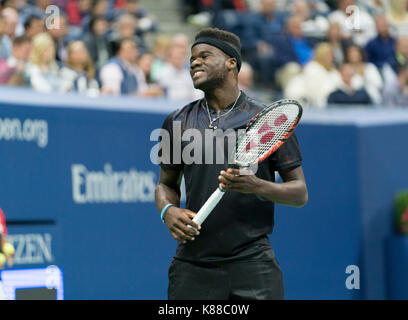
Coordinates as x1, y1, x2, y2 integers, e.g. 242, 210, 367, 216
155, 28, 308, 300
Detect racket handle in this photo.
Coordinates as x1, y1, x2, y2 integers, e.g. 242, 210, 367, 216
192, 187, 226, 226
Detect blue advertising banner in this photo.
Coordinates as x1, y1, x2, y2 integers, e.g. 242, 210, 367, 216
0, 87, 407, 299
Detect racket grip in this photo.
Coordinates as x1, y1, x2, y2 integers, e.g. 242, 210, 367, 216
192, 187, 226, 226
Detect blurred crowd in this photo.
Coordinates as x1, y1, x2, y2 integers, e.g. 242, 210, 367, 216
0, 0, 204, 102
0, 0, 407, 107
186, 0, 408, 107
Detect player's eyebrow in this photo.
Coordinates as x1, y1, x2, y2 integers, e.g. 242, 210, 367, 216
190, 50, 213, 63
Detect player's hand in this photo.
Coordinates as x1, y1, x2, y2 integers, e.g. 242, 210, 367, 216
218, 168, 261, 194
163, 206, 201, 244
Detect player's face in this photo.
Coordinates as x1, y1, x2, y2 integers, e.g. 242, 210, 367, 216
190, 44, 229, 91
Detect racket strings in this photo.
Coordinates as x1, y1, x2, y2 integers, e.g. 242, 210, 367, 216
235, 104, 299, 165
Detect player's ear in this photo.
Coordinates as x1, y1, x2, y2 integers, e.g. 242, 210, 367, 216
226, 58, 237, 72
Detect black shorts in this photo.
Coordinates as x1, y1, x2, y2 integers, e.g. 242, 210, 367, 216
168, 250, 284, 300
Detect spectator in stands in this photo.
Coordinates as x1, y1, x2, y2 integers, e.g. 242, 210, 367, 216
168, 33, 190, 70
390, 36, 408, 73
83, 15, 112, 70
107, 13, 144, 53
345, 44, 383, 104
290, 0, 329, 38
254, 14, 315, 87
171, 33, 190, 56
156, 44, 203, 101
0, 14, 7, 58
17, 0, 46, 23
386, 0, 408, 37
135, 51, 164, 97
47, 14, 72, 63
254, 0, 286, 32
53, 0, 69, 10
0, 7, 19, 58
33, 0, 51, 16
284, 42, 342, 108
238, 61, 257, 98
1, 0, 22, 24
365, 14, 397, 70
186, 0, 247, 28
381, 37, 408, 102
180, 0, 206, 20
24, 32, 62, 93
279, 14, 315, 66
2, 0, 26, 24
327, 63, 372, 105
60, 40, 99, 95
383, 62, 408, 107
359, 0, 386, 16
1, 0, 18, 10
137, 51, 155, 84
99, 37, 142, 95
112, 0, 158, 41
149, 34, 171, 83
0, 34, 31, 85
23, 14, 44, 39
81, 0, 110, 33
251, 0, 286, 52
65, 0, 93, 27
328, 0, 376, 47
326, 21, 352, 66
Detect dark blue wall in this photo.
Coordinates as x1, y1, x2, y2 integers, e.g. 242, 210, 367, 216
1, 88, 407, 299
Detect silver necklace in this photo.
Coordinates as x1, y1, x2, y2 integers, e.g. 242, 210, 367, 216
204, 91, 241, 129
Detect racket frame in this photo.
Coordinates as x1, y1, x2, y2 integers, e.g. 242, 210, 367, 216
232, 99, 303, 167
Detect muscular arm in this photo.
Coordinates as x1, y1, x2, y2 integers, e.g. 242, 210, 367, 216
155, 167, 200, 243
155, 167, 182, 213
219, 166, 308, 208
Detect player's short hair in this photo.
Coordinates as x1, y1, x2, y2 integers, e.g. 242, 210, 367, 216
194, 27, 241, 55
193, 27, 242, 71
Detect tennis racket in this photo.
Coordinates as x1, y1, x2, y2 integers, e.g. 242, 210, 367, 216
192, 99, 303, 226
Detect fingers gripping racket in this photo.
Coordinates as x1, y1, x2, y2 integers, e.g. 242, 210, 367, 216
192, 99, 303, 226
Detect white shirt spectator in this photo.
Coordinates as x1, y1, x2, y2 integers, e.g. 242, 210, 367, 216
328, 7, 377, 47
59, 66, 100, 96
24, 62, 62, 93
99, 62, 124, 95
285, 60, 343, 108
157, 63, 203, 102
351, 62, 383, 104
382, 63, 408, 107
99, 58, 148, 95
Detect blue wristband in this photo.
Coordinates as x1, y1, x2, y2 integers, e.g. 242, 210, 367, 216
161, 204, 175, 223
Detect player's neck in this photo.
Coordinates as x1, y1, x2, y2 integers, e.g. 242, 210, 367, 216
204, 86, 240, 114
